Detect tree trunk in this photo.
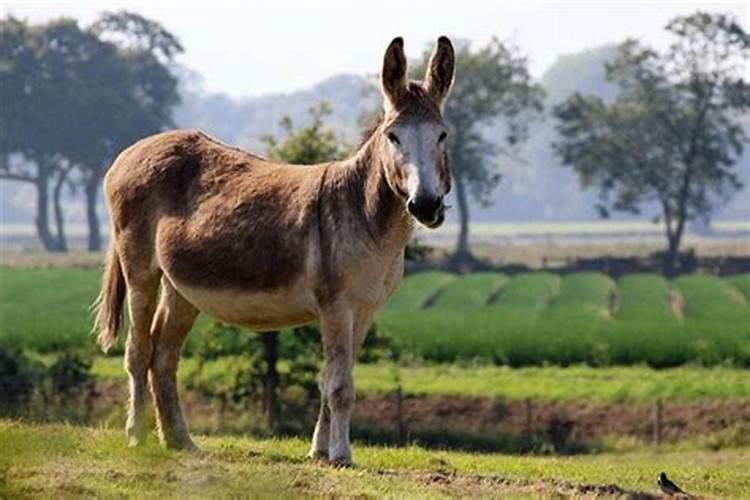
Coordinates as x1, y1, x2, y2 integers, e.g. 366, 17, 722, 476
262, 332, 280, 433
664, 232, 680, 278
84, 175, 102, 251
453, 174, 472, 265
665, 211, 688, 277
52, 167, 70, 252
34, 174, 60, 252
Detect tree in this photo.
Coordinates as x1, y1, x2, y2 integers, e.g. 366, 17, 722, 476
0, 13, 182, 252
554, 12, 749, 274
79, 11, 183, 251
262, 102, 345, 163
412, 39, 544, 265
259, 103, 346, 430
0, 17, 106, 251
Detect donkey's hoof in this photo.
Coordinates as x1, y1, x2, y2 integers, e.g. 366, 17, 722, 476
127, 436, 146, 448
164, 437, 200, 453
329, 456, 353, 468
306, 450, 329, 462
126, 423, 148, 447
305, 450, 328, 464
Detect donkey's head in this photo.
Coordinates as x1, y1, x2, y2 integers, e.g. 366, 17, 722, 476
378, 36, 455, 228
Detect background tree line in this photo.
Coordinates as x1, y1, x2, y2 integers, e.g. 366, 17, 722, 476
1, 11, 747, 273
0, 11, 182, 251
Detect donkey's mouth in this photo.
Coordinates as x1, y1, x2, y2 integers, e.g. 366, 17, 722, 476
421, 211, 445, 229
407, 195, 446, 229
411, 204, 446, 229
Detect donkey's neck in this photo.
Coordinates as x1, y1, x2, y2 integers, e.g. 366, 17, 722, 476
325, 141, 413, 254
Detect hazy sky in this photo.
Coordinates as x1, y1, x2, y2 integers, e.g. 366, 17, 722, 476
4, 0, 747, 98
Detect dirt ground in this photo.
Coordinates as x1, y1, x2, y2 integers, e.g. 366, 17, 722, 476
355, 394, 750, 446
91, 381, 749, 450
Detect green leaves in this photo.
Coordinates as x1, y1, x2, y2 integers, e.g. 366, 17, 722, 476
553, 12, 748, 270
261, 102, 347, 164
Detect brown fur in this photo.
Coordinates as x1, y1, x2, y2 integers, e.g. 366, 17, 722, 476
92, 36, 455, 464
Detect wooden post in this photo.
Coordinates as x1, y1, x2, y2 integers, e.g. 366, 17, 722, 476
261, 332, 280, 433
395, 385, 406, 446
654, 398, 663, 446
524, 398, 533, 450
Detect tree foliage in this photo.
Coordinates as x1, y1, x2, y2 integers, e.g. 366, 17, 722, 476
553, 12, 749, 273
0, 12, 181, 251
262, 102, 347, 163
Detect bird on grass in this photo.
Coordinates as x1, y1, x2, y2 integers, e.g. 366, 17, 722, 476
658, 472, 689, 496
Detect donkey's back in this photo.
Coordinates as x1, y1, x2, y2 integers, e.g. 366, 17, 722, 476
103, 128, 327, 331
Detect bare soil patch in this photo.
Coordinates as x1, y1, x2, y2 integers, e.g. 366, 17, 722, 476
354, 394, 750, 446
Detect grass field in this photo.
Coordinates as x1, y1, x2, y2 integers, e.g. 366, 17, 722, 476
3, 266, 750, 366
86, 357, 750, 403
379, 270, 750, 367
2, 421, 749, 498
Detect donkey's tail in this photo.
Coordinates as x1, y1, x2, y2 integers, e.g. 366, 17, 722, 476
92, 239, 127, 353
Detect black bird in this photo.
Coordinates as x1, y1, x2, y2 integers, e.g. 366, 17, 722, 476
658, 472, 688, 496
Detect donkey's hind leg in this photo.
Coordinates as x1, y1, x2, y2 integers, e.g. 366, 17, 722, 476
308, 382, 331, 460
149, 277, 198, 450
122, 269, 161, 447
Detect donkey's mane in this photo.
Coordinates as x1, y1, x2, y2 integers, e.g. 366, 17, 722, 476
359, 115, 384, 147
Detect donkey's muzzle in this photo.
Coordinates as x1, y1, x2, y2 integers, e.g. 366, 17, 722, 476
407, 195, 445, 229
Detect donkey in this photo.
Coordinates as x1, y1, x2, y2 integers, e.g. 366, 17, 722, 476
93, 36, 455, 466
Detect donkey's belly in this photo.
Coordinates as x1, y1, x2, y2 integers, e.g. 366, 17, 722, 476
171, 279, 317, 331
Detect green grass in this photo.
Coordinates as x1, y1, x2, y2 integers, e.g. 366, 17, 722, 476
4, 266, 750, 366
429, 272, 507, 309
490, 272, 561, 311
378, 270, 750, 367
0, 267, 100, 352
383, 271, 457, 312
0, 266, 210, 354
675, 275, 749, 320
549, 272, 614, 314
2, 421, 749, 498
615, 273, 674, 319
728, 273, 750, 302
353, 363, 750, 402
89, 357, 750, 403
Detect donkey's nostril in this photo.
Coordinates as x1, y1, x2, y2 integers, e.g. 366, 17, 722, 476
407, 195, 444, 225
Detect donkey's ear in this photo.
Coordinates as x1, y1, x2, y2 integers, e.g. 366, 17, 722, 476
381, 37, 407, 111
424, 36, 455, 108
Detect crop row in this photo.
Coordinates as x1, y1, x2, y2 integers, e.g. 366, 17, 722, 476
378, 272, 750, 367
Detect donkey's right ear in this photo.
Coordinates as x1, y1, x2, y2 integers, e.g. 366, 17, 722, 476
381, 37, 407, 111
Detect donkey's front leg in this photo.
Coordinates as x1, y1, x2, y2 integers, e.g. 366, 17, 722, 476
317, 307, 355, 466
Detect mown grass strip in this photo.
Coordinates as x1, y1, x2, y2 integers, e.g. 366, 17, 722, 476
89, 358, 750, 403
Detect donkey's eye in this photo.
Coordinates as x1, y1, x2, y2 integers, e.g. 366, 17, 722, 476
387, 132, 400, 145
438, 132, 448, 143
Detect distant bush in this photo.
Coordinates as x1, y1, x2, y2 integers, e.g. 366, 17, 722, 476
0, 346, 95, 421
0, 344, 41, 416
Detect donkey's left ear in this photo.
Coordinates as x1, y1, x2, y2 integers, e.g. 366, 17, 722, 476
424, 36, 455, 109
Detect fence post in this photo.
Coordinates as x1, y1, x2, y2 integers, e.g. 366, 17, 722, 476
395, 385, 406, 446
524, 398, 533, 450
654, 398, 663, 446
